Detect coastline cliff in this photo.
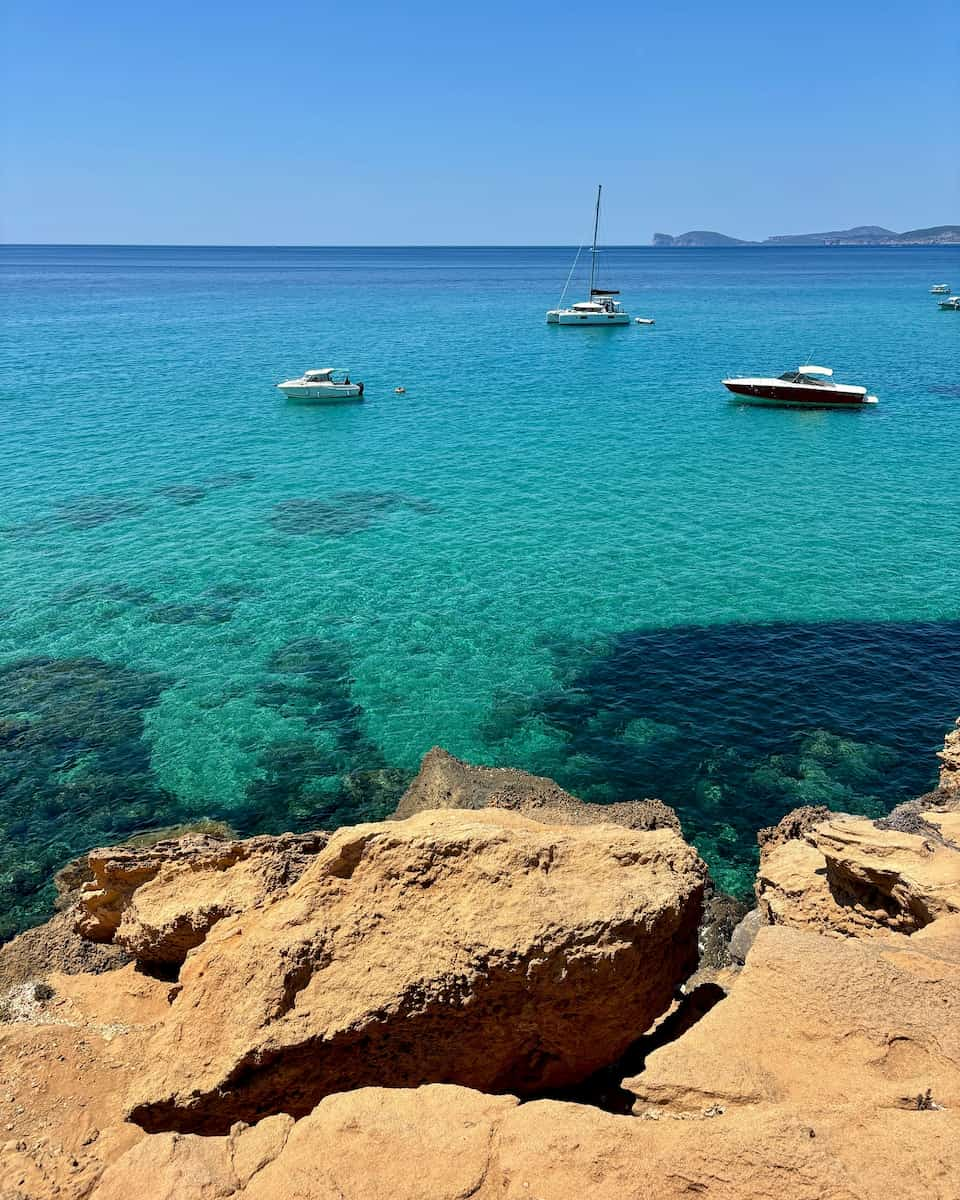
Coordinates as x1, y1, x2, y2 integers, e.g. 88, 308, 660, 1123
1, 724, 959, 1197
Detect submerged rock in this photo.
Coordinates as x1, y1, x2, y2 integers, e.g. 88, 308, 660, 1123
0, 655, 175, 941
270, 490, 436, 537
147, 599, 235, 625
5, 494, 147, 536
242, 636, 395, 831
125, 808, 705, 1134
155, 484, 208, 505
526, 620, 960, 891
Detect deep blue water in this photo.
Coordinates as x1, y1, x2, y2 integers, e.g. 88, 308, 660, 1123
1, 243, 959, 934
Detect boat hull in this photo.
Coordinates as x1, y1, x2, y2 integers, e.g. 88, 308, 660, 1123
723, 381, 875, 407
546, 310, 631, 325
277, 384, 364, 403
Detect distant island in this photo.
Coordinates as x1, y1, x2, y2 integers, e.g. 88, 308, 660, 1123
653, 224, 960, 247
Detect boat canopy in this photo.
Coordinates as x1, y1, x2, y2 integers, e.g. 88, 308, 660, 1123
303, 369, 337, 379
797, 365, 833, 376
591, 288, 620, 295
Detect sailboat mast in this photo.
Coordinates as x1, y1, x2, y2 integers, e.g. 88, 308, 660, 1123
589, 184, 601, 294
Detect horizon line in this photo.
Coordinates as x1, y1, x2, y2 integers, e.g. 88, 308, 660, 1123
2, 241, 953, 250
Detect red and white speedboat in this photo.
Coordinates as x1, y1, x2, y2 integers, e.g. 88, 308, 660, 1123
722, 365, 878, 408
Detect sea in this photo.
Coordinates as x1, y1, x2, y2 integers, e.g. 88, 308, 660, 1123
1, 243, 959, 938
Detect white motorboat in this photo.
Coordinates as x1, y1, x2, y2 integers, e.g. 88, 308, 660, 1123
722, 365, 878, 408
930, 283, 951, 294
276, 368, 364, 402
938, 295, 960, 310
547, 186, 633, 325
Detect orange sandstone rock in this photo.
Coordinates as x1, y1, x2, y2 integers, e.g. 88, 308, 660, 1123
757, 814, 960, 937
76, 831, 328, 963
395, 745, 681, 831
627, 921, 960, 1114
0, 963, 171, 1199
93, 1071, 960, 1200
938, 717, 960, 793
126, 808, 705, 1134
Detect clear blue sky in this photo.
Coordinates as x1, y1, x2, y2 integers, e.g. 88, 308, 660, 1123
2, 0, 957, 244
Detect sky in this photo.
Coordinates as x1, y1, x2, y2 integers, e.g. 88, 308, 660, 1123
1, 0, 958, 244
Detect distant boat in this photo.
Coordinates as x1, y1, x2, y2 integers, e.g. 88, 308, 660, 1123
930, 283, 951, 294
276, 368, 364, 402
722, 365, 878, 408
938, 296, 960, 311
546, 186, 632, 325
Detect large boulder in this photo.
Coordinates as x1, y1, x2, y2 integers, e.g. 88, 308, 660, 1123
395, 746, 681, 832
756, 812, 960, 937
75, 831, 328, 964
126, 808, 705, 1134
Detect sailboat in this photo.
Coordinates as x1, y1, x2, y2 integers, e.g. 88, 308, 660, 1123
546, 185, 631, 325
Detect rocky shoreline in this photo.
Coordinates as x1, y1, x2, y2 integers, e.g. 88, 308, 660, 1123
1, 725, 959, 1197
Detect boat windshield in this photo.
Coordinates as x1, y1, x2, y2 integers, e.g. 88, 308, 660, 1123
778, 371, 830, 386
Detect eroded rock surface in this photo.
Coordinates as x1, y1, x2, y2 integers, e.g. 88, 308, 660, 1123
395, 746, 681, 832
76, 831, 328, 963
0, 964, 170, 1199
0, 910, 129, 992
938, 717, 960, 792
627, 919, 960, 1114
757, 812, 960, 937
127, 808, 705, 1134
94, 1071, 960, 1200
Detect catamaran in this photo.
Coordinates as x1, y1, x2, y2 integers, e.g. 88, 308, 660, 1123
546, 186, 632, 325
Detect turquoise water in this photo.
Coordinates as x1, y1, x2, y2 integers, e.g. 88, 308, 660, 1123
1, 244, 959, 935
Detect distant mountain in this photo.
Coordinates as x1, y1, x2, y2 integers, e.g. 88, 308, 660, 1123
765, 226, 897, 245
896, 225, 960, 244
652, 231, 752, 247
653, 225, 960, 247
